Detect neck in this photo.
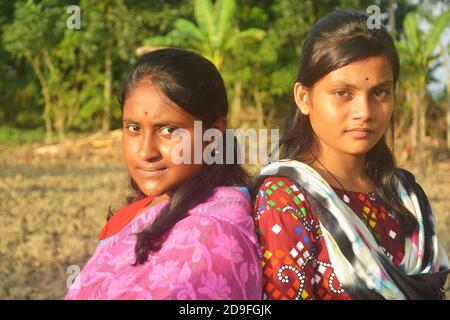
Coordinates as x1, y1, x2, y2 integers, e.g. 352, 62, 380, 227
154, 194, 170, 204
311, 144, 373, 192
137, 193, 169, 217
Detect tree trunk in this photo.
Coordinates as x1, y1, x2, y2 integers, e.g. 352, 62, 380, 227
419, 89, 427, 173
230, 80, 242, 127
253, 87, 264, 129
102, 4, 113, 133
418, 89, 426, 146
410, 92, 419, 151
23, 50, 53, 141
442, 44, 450, 150
388, 0, 396, 39
447, 86, 450, 150
54, 98, 66, 140
410, 89, 426, 173
42, 86, 53, 142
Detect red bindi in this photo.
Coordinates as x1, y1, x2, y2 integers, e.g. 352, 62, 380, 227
144, 112, 148, 115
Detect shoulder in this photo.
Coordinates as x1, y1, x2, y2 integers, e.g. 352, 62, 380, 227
98, 196, 154, 241
194, 186, 252, 214
394, 168, 429, 201
394, 168, 417, 184
394, 168, 429, 193
183, 186, 256, 237
254, 176, 315, 221
252, 159, 320, 200
256, 176, 302, 195
255, 176, 307, 205
165, 188, 260, 255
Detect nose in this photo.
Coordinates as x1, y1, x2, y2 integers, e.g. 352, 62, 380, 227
351, 94, 373, 121
138, 132, 161, 161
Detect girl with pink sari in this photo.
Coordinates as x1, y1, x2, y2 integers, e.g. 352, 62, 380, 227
65, 48, 262, 300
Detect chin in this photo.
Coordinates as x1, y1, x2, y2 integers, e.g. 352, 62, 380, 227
133, 180, 164, 197
346, 145, 375, 156
142, 188, 167, 198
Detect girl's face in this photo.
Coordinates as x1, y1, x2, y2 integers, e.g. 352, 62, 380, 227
295, 56, 394, 157
122, 79, 204, 197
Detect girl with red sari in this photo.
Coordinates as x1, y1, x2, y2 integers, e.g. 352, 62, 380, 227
66, 48, 262, 300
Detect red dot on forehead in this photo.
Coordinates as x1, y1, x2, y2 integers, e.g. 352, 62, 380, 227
144, 112, 148, 115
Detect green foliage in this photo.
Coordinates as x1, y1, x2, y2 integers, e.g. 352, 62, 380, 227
0, 126, 45, 145
0, 0, 448, 144
144, 0, 266, 69
2, 1, 65, 60
397, 7, 449, 77
394, 5, 449, 153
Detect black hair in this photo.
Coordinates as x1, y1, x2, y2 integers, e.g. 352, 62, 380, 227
279, 10, 417, 235
115, 48, 251, 265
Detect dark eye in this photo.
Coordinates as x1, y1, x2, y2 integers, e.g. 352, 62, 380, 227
373, 88, 390, 99
126, 124, 141, 133
160, 127, 176, 136
334, 90, 351, 98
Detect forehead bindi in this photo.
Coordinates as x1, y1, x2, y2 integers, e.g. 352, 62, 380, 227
322, 57, 393, 88
124, 82, 171, 118
123, 81, 195, 124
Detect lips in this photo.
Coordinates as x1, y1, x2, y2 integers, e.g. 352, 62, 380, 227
137, 166, 167, 178
346, 127, 373, 133
345, 127, 373, 138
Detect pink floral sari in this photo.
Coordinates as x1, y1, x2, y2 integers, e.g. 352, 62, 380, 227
65, 187, 262, 300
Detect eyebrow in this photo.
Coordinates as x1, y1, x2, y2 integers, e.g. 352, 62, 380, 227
329, 80, 394, 89
122, 118, 188, 127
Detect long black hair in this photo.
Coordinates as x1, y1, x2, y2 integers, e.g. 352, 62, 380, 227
115, 48, 251, 265
279, 10, 417, 235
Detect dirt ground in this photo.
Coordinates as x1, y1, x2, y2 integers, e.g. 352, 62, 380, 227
0, 140, 449, 300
